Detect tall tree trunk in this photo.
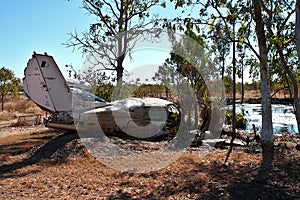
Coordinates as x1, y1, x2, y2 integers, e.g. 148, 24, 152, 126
114, 58, 124, 99
1, 93, 4, 111
252, 0, 274, 172
221, 57, 226, 101
296, 0, 300, 60
264, 0, 300, 135
295, 0, 300, 136
116, 57, 124, 85
276, 49, 300, 135
252, 0, 273, 143
221, 57, 225, 81
241, 61, 244, 104
232, 19, 237, 141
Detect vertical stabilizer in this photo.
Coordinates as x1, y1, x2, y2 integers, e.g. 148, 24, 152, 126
23, 52, 72, 112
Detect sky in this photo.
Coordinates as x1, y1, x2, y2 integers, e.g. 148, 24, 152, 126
0, 0, 93, 78
0, 0, 179, 80
0, 1, 250, 84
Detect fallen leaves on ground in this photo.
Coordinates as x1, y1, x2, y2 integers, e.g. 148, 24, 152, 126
0, 127, 299, 199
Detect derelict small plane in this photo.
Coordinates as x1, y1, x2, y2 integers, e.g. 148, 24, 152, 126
23, 52, 180, 138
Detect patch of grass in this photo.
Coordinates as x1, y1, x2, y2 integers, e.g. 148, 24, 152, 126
0, 110, 17, 121
1, 95, 45, 121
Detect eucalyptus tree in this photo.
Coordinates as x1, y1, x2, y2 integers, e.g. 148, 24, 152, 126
297, 0, 300, 62
166, 0, 276, 168
65, 0, 164, 88
154, 30, 224, 135
251, 0, 274, 154
0, 67, 20, 111
212, 21, 231, 81
258, 0, 300, 134
170, 0, 300, 139
295, 0, 300, 137
236, 45, 246, 103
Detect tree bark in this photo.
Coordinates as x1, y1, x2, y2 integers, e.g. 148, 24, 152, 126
241, 61, 244, 104
295, 0, 300, 136
252, 0, 273, 143
1, 93, 4, 111
296, 0, 300, 60
276, 49, 300, 135
263, 0, 300, 135
252, 0, 274, 181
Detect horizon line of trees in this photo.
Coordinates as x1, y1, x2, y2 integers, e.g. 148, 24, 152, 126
62, 0, 300, 178
2, 0, 300, 179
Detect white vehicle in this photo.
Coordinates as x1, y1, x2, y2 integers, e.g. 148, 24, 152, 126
23, 52, 180, 138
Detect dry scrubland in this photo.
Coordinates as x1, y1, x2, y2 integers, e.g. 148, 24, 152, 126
0, 95, 45, 125
0, 96, 299, 199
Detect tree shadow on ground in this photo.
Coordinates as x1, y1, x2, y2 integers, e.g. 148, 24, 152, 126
107, 146, 299, 199
186, 147, 298, 200
0, 131, 79, 178
224, 146, 299, 200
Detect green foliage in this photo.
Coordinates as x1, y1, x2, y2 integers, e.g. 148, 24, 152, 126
95, 84, 115, 102
167, 0, 297, 99
159, 30, 215, 104
0, 67, 21, 111
225, 111, 246, 129
223, 76, 232, 94
203, 91, 209, 106
65, 0, 163, 85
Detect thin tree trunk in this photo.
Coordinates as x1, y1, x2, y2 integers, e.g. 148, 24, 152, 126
276, 49, 300, 135
241, 60, 244, 104
252, 0, 274, 176
1, 94, 4, 111
252, 0, 273, 143
296, 0, 300, 60
221, 57, 225, 81
295, 0, 300, 136
114, 51, 125, 99
263, 0, 300, 135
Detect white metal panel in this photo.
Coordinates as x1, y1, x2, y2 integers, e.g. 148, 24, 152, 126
35, 54, 72, 111
23, 53, 72, 112
23, 55, 56, 112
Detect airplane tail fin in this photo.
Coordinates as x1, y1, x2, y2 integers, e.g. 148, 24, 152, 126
23, 52, 72, 112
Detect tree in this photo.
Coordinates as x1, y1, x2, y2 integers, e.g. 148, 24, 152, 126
0, 67, 21, 111
237, 45, 246, 103
166, 0, 278, 171
154, 30, 224, 136
65, 0, 163, 89
297, 0, 300, 62
251, 0, 273, 137
212, 20, 231, 81
296, 0, 300, 136
258, 0, 300, 135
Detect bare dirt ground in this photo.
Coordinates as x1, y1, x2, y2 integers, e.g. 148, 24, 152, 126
0, 95, 299, 199
0, 125, 299, 200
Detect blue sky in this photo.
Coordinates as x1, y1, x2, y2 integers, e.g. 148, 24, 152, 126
0, 0, 93, 78
0, 1, 201, 82
1, 1, 230, 84
0, 1, 181, 80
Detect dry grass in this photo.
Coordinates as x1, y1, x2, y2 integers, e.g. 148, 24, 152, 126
0, 93, 299, 199
227, 89, 292, 99
0, 128, 299, 199
0, 110, 17, 121
0, 95, 45, 122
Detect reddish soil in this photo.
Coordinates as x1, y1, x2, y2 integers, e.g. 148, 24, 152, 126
0, 126, 299, 199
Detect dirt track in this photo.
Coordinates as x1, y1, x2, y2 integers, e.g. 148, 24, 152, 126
0, 126, 299, 199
